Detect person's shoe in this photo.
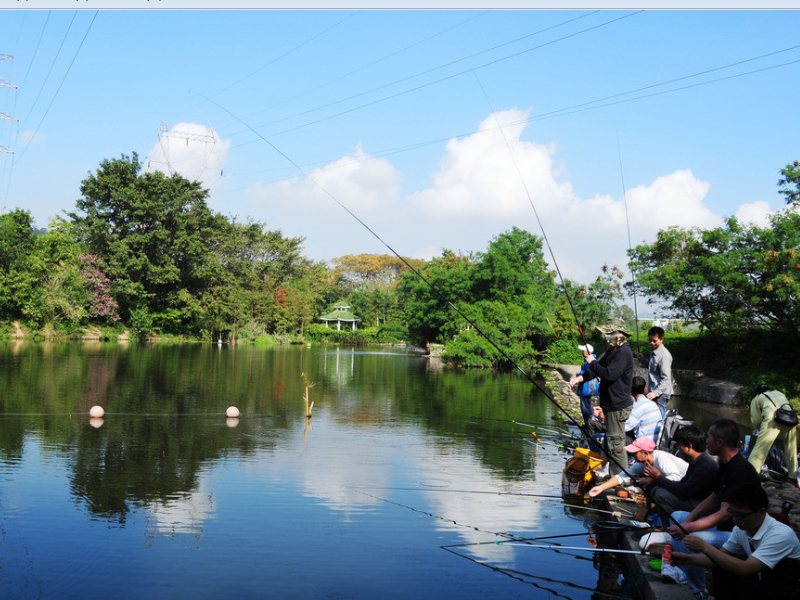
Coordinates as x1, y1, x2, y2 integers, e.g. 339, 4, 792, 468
693, 591, 713, 600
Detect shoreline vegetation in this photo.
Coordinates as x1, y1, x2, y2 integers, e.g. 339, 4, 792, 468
1, 155, 799, 407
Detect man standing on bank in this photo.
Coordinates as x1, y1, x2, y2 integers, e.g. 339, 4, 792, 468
570, 318, 634, 479
637, 325, 673, 418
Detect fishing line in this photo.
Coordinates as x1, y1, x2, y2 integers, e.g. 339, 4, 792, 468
348, 487, 521, 540
471, 75, 690, 536
473, 71, 591, 352
442, 545, 629, 599
194, 90, 590, 450
195, 92, 687, 535
618, 143, 641, 351
373, 487, 563, 499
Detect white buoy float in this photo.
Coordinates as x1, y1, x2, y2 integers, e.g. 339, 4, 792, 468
89, 417, 104, 429
226, 406, 240, 418
89, 405, 105, 418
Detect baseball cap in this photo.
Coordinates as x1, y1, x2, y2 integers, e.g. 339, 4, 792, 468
624, 438, 656, 453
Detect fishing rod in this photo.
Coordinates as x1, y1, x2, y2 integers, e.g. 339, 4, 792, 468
618, 144, 641, 352
443, 528, 641, 548
197, 92, 688, 536
494, 541, 644, 555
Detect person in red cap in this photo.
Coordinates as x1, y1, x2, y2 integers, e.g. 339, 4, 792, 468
587, 436, 689, 497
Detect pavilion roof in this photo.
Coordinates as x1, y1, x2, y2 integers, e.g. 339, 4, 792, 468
320, 305, 360, 322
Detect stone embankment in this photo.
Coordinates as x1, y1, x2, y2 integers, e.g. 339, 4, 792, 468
545, 362, 744, 405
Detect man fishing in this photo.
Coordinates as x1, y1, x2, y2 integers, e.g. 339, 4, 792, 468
569, 318, 634, 479
636, 326, 673, 418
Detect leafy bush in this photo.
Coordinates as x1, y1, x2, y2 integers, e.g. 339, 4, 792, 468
541, 338, 583, 365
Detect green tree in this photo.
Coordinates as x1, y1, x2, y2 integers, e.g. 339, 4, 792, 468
398, 250, 475, 344
69, 152, 227, 328
778, 160, 800, 205
629, 212, 800, 336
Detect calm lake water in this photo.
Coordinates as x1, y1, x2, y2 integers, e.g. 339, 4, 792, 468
1, 342, 638, 600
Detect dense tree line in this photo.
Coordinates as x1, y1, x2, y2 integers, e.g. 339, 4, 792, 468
4, 152, 795, 367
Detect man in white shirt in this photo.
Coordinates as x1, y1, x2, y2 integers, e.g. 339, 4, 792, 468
587, 437, 688, 497
673, 482, 800, 599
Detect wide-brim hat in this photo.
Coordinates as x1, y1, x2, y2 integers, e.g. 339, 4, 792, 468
597, 318, 632, 337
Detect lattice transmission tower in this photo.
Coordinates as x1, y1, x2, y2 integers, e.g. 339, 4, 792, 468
148, 121, 223, 181
0, 54, 18, 155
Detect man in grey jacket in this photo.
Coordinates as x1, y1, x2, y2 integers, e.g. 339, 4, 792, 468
637, 325, 673, 417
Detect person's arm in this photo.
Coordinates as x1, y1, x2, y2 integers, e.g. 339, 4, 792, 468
625, 404, 642, 433
683, 536, 768, 578
679, 501, 731, 536
588, 476, 621, 497
655, 457, 714, 500
667, 492, 719, 538
750, 395, 762, 429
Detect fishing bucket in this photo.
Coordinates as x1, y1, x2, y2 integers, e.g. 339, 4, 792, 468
561, 448, 606, 496
594, 520, 626, 547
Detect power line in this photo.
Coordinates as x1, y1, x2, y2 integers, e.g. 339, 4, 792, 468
14, 11, 98, 166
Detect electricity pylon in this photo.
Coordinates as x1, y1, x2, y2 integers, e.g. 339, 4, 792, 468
148, 121, 222, 181
0, 54, 16, 155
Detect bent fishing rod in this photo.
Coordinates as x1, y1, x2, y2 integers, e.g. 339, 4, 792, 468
196, 92, 688, 535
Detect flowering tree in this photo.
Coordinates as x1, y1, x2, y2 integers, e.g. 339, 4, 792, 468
78, 254, 119, 322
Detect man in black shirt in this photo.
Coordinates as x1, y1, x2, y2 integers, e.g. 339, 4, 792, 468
666, 419, 761, 599
645, 425, 718, 527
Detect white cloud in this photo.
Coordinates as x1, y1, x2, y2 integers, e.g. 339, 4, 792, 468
19, 130, 44, 145
409, 108, 574, 220
145, 122, 230, 190
236, 109, 735, 284
246, 144, 401, 218
734, 201, 773, 227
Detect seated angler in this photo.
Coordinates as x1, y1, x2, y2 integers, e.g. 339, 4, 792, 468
645, 424, 718, 528
587, 437, 688, 498
673, 482, 800, 599
666, 419, 761, 600
625, 375, 662, 444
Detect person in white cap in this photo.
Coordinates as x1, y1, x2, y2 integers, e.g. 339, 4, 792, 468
587, 436, 688, 497
576, 343, 598, 426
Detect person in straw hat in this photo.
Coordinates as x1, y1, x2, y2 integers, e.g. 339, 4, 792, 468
570, 318, 634, 478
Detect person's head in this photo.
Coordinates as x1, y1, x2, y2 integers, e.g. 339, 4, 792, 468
597, 318, 631, 349
648, 326, 665, 350
578, 343, 593, 358
706, 418, 740, 456
674, 424, 707, 454
752, 383, 771, 398
631, 376, 647, 397
726, 483, 769, 532
624, 437, 656, 463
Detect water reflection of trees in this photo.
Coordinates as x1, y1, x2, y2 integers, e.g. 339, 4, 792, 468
0, 343, 559, 520
71, 416, 267, 522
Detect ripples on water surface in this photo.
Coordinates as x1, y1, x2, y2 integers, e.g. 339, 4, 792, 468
0, 343, 619, 599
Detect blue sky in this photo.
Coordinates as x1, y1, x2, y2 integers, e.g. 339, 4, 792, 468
1, 9, 798, 292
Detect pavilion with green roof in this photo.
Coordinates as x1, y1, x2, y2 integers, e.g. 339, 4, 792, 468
320, 304, 361, 331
